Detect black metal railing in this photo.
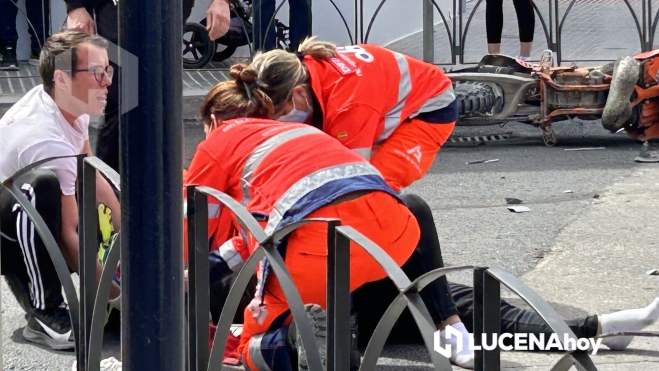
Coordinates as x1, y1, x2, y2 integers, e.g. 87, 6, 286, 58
228, 0, 659, 67
0, 155, 121, 371
2, 157, 659, 370
185, 184, 617, 371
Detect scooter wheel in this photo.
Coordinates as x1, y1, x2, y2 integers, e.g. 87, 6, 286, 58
183, 22, 214, 69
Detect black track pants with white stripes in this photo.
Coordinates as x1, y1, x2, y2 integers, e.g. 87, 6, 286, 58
0, 169, 65, 311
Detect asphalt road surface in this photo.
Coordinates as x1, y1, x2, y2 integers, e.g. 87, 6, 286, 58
0, 118, 647, 370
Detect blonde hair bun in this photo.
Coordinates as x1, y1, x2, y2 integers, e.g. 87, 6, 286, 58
229, 63, 258, 84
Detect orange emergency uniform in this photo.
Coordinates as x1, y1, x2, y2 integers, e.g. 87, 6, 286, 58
183, 118, 420, 369
304, 44, 457, 192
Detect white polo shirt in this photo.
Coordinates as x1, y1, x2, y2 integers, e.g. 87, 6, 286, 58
0, 85, 90, 196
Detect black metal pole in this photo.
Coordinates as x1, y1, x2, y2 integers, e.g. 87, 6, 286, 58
119, 0, 185, 369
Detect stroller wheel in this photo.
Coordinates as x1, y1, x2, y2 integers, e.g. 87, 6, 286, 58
183, 22, 214, 69
212, 45, 238, 62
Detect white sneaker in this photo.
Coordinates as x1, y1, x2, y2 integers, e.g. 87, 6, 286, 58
72, 357, 122, 371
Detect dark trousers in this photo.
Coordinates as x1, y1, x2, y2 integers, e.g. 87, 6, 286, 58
352, 193, 459, 346
94, 0, 196, 173
485, 0, 535, 44
0, 0, 51, 53
0, 170, 65, 312
253, 0, 311, 52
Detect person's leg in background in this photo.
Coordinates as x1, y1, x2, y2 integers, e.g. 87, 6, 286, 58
353, 193, 474, 368
0, 169, 74, 350
512, 0, 535, 60
183, 0, 195, 25
0, 0, 19, 70
485, 0, 504, 55
94, 1, 120, 172
25, 0, 51, 64
253, 0, 276, 51
288, 0, 311, 52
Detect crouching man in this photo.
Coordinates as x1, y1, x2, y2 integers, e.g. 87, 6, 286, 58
0, 30, 121, 350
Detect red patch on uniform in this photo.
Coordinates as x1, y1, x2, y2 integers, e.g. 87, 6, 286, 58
329, 54, 357, 75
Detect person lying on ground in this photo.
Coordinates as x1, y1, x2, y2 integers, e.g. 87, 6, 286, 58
181, 65, 480, 370
0, 30, 121, 351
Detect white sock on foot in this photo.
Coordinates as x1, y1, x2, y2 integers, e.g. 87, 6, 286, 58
440, 321, 474, 369
600, 297, 659, 350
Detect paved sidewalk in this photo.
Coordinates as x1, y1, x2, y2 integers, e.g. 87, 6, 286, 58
492, 165, 659, 370
387, 0, 648, 66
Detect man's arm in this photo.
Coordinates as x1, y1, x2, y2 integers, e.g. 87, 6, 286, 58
206, 0, 231, 41
64, 0, 95, 34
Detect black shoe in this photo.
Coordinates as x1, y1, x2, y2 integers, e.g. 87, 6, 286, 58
635, 140, 659, 163
0, 46, 19, 71
23, 307, 75, 350
288, 304, 328, 371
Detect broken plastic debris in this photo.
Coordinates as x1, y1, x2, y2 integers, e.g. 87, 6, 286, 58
505, 198, 523, 204
467, 158, 499, 164
564, 147, 606, 151
646, 269, 659, 276
507, 206, 530, 213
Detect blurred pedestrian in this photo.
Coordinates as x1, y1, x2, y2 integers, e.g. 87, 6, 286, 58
253, 0, 311, 52
0, 0, 51, 70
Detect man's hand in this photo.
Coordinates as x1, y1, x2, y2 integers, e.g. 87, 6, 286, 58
67, 7, 95, 34
206, 0, 231, 41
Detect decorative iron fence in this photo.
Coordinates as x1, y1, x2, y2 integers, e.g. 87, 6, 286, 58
2, 156, 659, 370
228, 0, 659, 66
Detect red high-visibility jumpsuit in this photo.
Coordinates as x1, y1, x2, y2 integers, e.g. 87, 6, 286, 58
183, 118, 420, 369
304, 44, 457, 192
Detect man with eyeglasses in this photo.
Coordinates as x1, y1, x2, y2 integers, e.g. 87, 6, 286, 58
0, 30, 121, 350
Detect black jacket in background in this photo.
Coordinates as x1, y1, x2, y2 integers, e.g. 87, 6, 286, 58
64, 0, 112, 13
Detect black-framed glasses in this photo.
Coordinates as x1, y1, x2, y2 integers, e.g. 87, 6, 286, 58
68, 65, 114, 83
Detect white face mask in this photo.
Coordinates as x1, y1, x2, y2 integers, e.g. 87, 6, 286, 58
279, 95, 313, 123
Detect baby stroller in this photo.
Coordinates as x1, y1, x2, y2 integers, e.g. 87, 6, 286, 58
182, 0, 290, 69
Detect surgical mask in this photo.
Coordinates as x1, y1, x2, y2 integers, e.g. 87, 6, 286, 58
279, 96, 313, 123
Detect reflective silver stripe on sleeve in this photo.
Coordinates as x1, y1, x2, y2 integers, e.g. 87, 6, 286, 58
247, 333, 273, 371
182, 200, 221, 219
410, 85, 456, 118
264, 162, 381, 235
242, 126, 323, 206
219, 239, 246, 272
381, 52, 412, 142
